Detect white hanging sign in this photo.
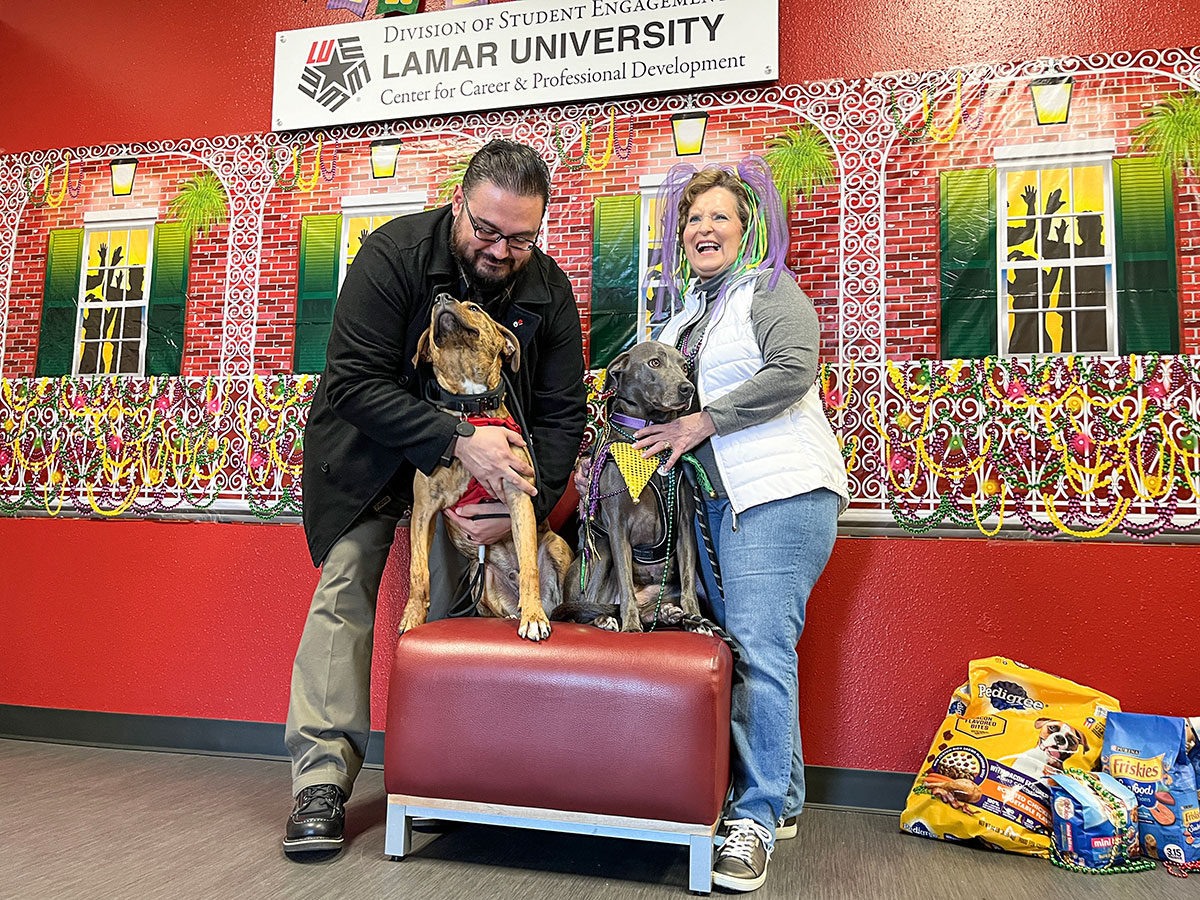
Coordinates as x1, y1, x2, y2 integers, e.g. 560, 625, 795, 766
271, 0, 778, 131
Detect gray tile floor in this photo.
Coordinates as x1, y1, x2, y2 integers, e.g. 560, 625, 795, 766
6, 737, 1197, 899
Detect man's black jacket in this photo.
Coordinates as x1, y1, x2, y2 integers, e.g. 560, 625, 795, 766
301, 205, 586, 567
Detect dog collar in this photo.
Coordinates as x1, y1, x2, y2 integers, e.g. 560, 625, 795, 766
610, 412, 651, 430
424, 380, 506, 415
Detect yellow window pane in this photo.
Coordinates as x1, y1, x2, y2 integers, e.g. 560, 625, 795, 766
126, 228, 150, 267
372, 215, 397, 231
1073, 166, 1105, 215
106, 231, 132, 269
1076, 212, 1105, 257
87, 230, 113, 268
646, 197, 662, 244
1005, 171, 1037, 218
1042, 169, 1070, 213
1042, 217, 1074, 259
346, 216, 371, 263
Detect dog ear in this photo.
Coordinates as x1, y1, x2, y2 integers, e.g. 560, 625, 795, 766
496, 323, 521, 372
1034, 718, 1051, 730
602, 350, 631, 394
413, 326, 433, 366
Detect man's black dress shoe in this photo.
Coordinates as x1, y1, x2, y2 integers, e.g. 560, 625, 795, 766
283, 784, 346, 854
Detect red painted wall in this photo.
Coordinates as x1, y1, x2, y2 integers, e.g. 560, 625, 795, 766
1, 516, 1196, 773
3, 1, 1200, 775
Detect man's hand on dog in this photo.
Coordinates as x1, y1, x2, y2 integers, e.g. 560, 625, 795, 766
444, 502, 512, 545
454, 425, 538, 500
632, 412, 716, 472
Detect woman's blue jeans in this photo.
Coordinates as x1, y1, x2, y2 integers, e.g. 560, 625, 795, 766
694, 488, 839, 842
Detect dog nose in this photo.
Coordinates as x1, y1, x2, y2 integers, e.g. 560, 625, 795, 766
679, 381, 694, 397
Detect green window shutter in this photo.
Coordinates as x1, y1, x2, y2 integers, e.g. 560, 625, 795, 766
590, 194, 640, 369
35, 228, 84, 377
1114, 156, 1179, 354
146, 221, 190, 375
939, 168, 998, 358
294, 213, 342, 374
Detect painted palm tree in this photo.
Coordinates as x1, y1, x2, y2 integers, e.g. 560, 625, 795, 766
168, 171, 229, 238
763, 123, 837, 214
435, 153, 472, 206
1132, 90, 1200, 175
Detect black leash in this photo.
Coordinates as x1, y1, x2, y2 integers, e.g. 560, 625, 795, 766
678, 613, 743, 667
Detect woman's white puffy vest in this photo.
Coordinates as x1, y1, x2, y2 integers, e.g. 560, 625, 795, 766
659, 272, 849, 515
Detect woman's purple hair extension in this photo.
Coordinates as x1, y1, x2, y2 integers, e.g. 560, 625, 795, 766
649, 162, 700, 318
737, 155, 793, 291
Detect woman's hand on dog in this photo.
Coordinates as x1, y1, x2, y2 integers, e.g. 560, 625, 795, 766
633, 412, 716, 472
454, 426, 538, 500
444, 503, 512, 545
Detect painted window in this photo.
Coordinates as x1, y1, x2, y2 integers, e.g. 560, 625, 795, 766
78, 224, 153, 375
999, 164, 1114, 355
939, 155, 1178, 358
35, 215, 189, 377
294, 195, 423, 374
639, 179, 673, 344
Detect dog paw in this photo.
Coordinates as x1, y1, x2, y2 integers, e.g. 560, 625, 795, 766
518, 614, 551, 642
593, 616, 619, 632
397, 614, 426, 635
657, 604, 685, 626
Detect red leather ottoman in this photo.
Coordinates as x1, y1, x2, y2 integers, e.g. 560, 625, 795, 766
383, 617, 732, 892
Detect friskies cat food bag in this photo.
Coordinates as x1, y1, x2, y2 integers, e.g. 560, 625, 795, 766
1102, 712, 1200, 864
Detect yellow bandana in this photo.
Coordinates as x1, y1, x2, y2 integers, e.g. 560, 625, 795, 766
608, 442, 661, 503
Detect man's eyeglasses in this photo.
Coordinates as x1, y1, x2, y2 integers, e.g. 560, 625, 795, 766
462, 196, 539, 252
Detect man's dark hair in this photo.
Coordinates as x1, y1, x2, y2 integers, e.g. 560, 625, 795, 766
462, 139, 551, 209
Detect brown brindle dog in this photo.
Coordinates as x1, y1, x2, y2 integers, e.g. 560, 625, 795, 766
398, 294, 572, 641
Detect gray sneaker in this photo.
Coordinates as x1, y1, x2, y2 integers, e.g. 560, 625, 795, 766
712, 818, 773, 892
776, 814, 798, 840
717, 814, 797, 845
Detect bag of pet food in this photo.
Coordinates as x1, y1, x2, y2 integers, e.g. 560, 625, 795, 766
1187, 717, 1200, 776
900, 657, 1120, 857
1102, 712, 1200, 864
1047, 770, 1140, 870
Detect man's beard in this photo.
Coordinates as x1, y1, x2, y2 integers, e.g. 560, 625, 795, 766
450, 213, 528, 293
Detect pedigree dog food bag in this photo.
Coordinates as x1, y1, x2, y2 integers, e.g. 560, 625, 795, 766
900, 657, 1120, 856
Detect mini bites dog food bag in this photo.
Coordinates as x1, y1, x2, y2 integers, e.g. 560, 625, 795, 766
1102, 712, 1200, 864
1046, 771, 1139, 870
901, 657, 1120, 856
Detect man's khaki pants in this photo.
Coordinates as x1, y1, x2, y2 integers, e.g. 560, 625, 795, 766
284, 511, 468, 797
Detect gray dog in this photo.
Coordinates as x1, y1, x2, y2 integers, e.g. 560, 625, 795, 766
555, 342, 705, 632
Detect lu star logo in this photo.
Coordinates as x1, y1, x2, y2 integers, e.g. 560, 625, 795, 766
298, 36, 371, 112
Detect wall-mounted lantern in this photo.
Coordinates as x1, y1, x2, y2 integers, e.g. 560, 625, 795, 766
670, 111, 709, 156
1030, 76, 1074, 126
110, 158, 139, 196
370, 139, 402, 179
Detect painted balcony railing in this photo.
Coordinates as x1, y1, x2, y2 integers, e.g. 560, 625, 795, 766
822, 354, 1200, 538
2, 355, 1198, 538
0, 375, 312, 520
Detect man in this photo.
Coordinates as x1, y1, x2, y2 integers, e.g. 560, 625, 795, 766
283, 139, 586, 855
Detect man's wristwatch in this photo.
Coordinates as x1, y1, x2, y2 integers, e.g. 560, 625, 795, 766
439, 419, 476, 467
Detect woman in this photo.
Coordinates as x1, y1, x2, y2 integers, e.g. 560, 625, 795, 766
633, 158, 849, 892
